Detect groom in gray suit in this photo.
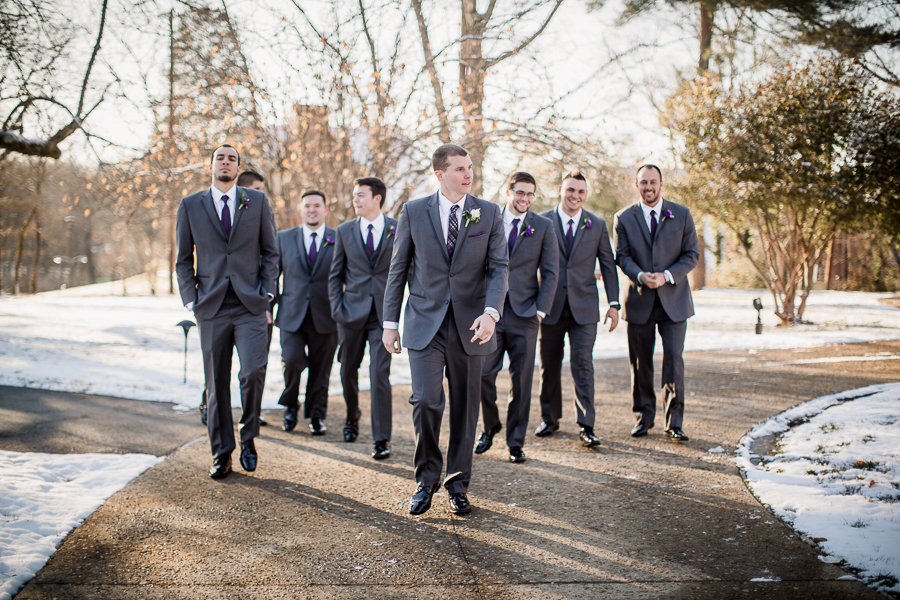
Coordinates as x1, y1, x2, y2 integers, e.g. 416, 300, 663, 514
476, 171, 557, 464
383, 144, 508, 516
614, 165, 699, 441
329, 177, 397, 459
176, 144, 278, 479
537, 171, 620, 447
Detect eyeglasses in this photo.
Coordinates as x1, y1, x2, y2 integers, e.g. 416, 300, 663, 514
511, 190, 535, 199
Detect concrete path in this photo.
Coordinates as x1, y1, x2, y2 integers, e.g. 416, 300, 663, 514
6, 340, 899, 599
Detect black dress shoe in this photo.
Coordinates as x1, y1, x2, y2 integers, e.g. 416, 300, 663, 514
474, 422, 502, 454
209, 453, 232, 479
534, 421, 559, 437
665, 428, 689, 442
448, 493, 472, 515
239, 440, 257, 472
508, 446, 526, 463
283, 406, 298, 432
259, 416, 268, 427
199, 404, 207, 427
372, 440, 391, 460
579, 426, 601, 447
631, 422, 653, 437
309, 418, 327, 436
409, 483, 440, 515
343, 419, 359, 443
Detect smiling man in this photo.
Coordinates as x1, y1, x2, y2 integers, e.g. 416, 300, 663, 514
383, 144, 508, 515
175, 144, 278, 479
537, 171, 619, 447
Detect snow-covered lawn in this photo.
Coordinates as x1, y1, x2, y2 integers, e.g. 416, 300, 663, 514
0, 451, 160, 600
736, 383, 900, 597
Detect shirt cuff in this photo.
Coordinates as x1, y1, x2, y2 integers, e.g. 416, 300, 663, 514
383, 321, 399, 330
608, 301, 620, 308
536, 310, 546, 319
636, 271, 645, 287
267, 293, 274, 299
185, 302, 194, 312
664, 270, 674, 285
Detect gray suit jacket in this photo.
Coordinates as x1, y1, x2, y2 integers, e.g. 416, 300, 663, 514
383, 193, 508, 355
274, 226, 338, 334
613, 199, 699, 324
176, 187, 278, 320
504, 210, 558, 318
328, 216, 398, 329
541, 208, 619, 326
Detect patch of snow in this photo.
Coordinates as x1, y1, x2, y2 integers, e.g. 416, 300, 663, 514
708, 446, 725, 453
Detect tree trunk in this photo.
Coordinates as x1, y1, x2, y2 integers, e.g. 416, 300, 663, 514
168, 9, 177, 295
30, 211, 40, 293
691, 3, 714, 290
824, 236, 835, 290
14, 207, 37, 295
459, 0, 488, 197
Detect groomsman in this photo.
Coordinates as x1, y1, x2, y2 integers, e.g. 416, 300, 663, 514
329, 177, 397, 459
176, 144, 278, 479
383, 144, 508, 516
476, 172, 557, 463
614, 165, 699, 441
274, 190, 338, 435
537, 171, 619, 447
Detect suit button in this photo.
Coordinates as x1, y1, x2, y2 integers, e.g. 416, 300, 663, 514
450, 273, 454, 277
445, 300, 449, 305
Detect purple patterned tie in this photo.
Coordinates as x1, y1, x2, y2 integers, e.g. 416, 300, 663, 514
221, 195, 231, 235
508, 218, 519, 253
447, 205, 459, 258
308, 232, 317, 267
650, 210, 658, 241
365, 224, 375, 255
566, 218, 574, 246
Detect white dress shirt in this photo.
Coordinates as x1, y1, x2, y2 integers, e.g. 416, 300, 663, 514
211, 184, 237, 226
556, 204, 582, 240
359, 212, 385, 251
302, 223, 326, 254
637, 199, 674, 286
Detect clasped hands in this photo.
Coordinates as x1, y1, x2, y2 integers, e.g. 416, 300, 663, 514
382, 313, 496, 354
640, 272, 667, 289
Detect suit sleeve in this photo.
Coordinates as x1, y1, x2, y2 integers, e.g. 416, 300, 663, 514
484, 204, 509, 314
383, 203, 413, 324
175, 198, 197, 307
665, 208, 700, 285
273, 233, 284, 307
328, 229, 347, 323
614, 213, 642, 285
259, 195, 279, 297
596, 221, 619, 304
535, 223, 559, 315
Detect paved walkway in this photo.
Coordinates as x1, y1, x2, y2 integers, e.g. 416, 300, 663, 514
5, 341, 899, 599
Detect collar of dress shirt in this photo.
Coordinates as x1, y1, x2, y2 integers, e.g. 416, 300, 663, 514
210, 184, 237, 206
503, 206, 525, 227
302, 222, 325, 239
359, 212, 385, 235
557, 204, 582, 230
640, 198, 665, 229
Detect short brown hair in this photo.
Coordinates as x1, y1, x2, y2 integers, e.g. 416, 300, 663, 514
636, 164, 662, 181
301, 190, 326, 203
560, 170, 586, 184
211, 144, 240, 165
237, 171, 264, 187
432, 144, 468, 172
507, 171, 536, 190
354, 177, 387, 208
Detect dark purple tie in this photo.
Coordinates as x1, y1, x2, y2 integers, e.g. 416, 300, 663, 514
508, 218, 519, 253
365, 224, 375, 255
220, 195, 231, 235
566, 218, 574, 246
650, 210, 657, 241
308, 232, 317, 267
447, 205, 459, 258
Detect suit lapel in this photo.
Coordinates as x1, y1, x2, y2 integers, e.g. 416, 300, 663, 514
310, 228, 332, 277
372, 218, 393, 268
427, 193, 450, 265
653, 199, 669, 244
509, 209, 529, 259
295, 227, 312, 276
201, 189, 227, 242
350, 218, 368, 261
568, 211, 587, 257
551, 211, 567, 256
449, 195, 473, 266
228, 187, 245, 244
632, 203, 652, 249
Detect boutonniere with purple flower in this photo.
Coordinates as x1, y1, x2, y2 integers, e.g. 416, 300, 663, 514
580, 217, 592, 230
387, 224, 396, 238
323, 234, 335, 247
661, 209, 674, 222
522, 221, 534, 237
462, 207, 481, 228
238, 190, 250, 210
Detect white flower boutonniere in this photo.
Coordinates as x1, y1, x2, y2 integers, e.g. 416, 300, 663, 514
462, 207, 481, 228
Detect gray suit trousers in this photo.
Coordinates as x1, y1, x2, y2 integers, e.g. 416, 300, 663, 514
408, 307, 484, 494
278, 313, 339, 420
481, 307, 540, 449
627, 295, 687, 430
338, 307, 393, 442
539, 299, 598, 428
197, 302, 268, 458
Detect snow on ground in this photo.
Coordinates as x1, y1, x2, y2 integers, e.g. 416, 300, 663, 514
0, 285, 898, 410
0, 450, 160, 600
736, 383, 900, 597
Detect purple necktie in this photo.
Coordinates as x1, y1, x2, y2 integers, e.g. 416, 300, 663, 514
221, 195, 231, 235
566, 218, 574, 246
308, 232, 317, 267
447, 205, 459, 258
365, 224, 375, 255
508, 218, 519, 253
650, 210, 657, 241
